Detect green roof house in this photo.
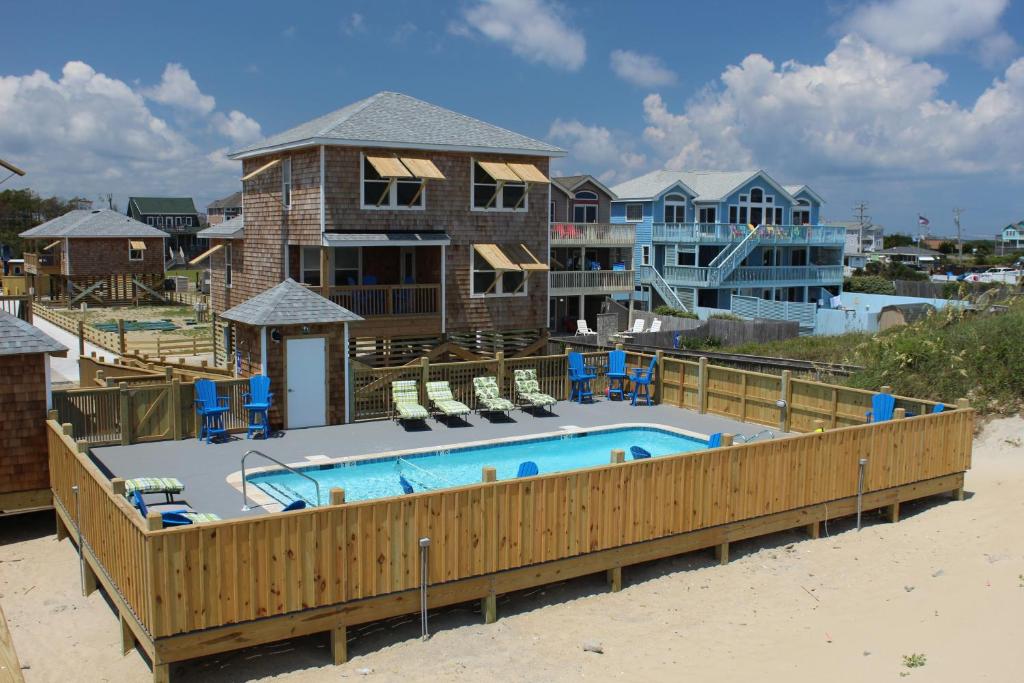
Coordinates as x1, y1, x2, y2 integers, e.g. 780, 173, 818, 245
127, 196, 203, 258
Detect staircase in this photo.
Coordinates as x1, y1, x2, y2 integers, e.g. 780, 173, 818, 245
705, 227, 761, 287
639, 265, 688, 311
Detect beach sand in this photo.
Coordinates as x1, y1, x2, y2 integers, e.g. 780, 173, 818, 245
2, 417, 1022, 682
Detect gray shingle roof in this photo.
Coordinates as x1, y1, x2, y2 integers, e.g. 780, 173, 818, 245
220, 279, 363, 326
230, 92, 564, 159
19, 209, 167, 239
207, 191, 242, 210
611, 169, 797, 203
0, 311, 67, 356
551, 175, 617, 199
197, 214, 244, 240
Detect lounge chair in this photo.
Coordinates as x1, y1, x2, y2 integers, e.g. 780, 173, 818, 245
513, 369, 557, 413
648, 318, 662, 333
194, 379, 230, 444
517, 461, 539, 477
426, 381, 471, 422
630, 446, 651, 460
473, 376, 515, 418
392, 380, 429, 425
568, 352, 597, 403
243, 374, 273, 439
575, 319, 596, 336
707, 433, 722, 448
133, 491, 220, 527
628, 357, 658, 406
622, 319, 645, 337
122, 477, 184, 504
865, 393, 896, 423
399, 475, 415, 494
607, 350, 628, 400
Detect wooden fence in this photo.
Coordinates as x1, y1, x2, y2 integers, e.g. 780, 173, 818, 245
0, 294, 32, 322
46, 405, 973, 676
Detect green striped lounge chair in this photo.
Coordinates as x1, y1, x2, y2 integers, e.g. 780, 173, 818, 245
473, 376, 515, 418
425, 381, 471, 422
123, 477, 185, 504
391, 380, 428, 425
513, 369, 557, 413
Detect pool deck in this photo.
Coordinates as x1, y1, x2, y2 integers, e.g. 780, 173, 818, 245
91, 400, 781, 521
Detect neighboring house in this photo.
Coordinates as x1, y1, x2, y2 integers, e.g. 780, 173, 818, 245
548, 175, 632, 334
207, 191, 243, 226
998, 221, 1024, 250
127, 196, 203, 257
875, 245, 942, 269
18, 209, 167, 305
194, 214, 244, 311
610, 169, 845, 313
204, 91, 562, 353
831, 220, 885, 254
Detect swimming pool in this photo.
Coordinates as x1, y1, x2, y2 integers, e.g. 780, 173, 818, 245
246, 426, 708, 505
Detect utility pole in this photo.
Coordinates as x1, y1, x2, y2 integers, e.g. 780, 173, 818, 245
953, 207, 964, 262
853, 201, 870, 252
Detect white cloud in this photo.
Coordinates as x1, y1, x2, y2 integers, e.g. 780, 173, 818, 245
282, 25, 297, 39
639, 36, 1024, 178
344, 13, 365, 35
143, 63, 216, 115
392, 22, 418, 43
548, 119, 647, 183
610, 50, 676, 87
0, 61, 259, 206
451, 0, 585, 71
844, 0, 1015, 60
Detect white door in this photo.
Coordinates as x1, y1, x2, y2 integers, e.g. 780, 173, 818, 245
286, 337, 327, 429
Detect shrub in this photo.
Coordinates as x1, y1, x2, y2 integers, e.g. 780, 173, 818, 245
708, 312, 743, 321
844, 276, 896, 294
653, 305, 698, 319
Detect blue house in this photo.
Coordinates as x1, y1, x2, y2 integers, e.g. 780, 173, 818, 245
998, 221, 1024, 250
609, 169, 845, 313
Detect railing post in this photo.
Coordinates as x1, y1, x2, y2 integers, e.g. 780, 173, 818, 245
956, 398, 970, 410
145, 510, 163, 531
654, 350, 664, 404
330, 487, 345, 505
171, 379, 183, 440
697, 356, 708, 414
117, 319, 126, 357
420, 356, 430, 406
893, 407, 906, 420
119, 382, 131, 445
779, 370, 792, 432
610, 449, 625, 464
482, 467, 496, 483
563, 345, 572, 401
77, 319, 85, 356
495, 352, 505, 393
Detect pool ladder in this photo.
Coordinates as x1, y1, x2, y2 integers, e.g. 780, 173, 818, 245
733, 430, 776, 443
240, 449, 322, 512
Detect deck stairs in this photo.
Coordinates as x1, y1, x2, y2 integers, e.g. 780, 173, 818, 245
639, 265, 688, 311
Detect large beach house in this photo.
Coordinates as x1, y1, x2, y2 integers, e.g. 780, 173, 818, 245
199, 92, 562, 359
610, 170, 845, 315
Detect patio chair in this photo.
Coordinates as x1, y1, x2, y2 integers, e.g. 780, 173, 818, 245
392, 380, 429, 425
575, 319, 596, 336
607, 350, 628, 400
630, 446, 651, 460
194, 379, 230, 444
242, 374, 273, 439
568, 352, 597, 403
282, 500, 306, 512
426, 381, 471, 423
513, 369, 557, 413
616, 318, 645, 340
473, 376, 515, 419
399, 475, 415, 495
628, 357, 658, 406
648, 318, 662, 333
133, 491, 220, 527
865, 393, 896, 423
517, 461, 539, 477
707, 433, 722, 448
122, 477, 184, 504
906, 403, 946, 418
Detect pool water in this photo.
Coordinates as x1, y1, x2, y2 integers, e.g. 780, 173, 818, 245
248, 427, 708, 505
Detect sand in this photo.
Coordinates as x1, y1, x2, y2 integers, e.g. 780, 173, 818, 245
2, 417, 1022, 682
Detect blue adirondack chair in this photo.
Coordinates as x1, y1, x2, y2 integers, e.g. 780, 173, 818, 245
243, 375, 273, 439
707, 433, 723, 448
630, 446, 651, 460
907, 403, 946, 418
399, 475, 415, 495
628, 357, 658, 406
517, 461, 539, 477
194, 379, 230, 444
865, 393, 896, 423
607, 350, 627, 400
282, 500, 306, 512
568, 352, 597, 403
133, 491, 193, 528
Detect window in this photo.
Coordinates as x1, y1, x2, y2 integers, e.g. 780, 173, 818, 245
573, 190, 599, 223
225, 243, 233, 287
472, 161, 527, 211
550, 200, 555, 221
157, 216, 164, 227
128, 242, 144, 261
698, 207, 717, 224
676, 250, 695, 266
300, 246, 321, 287
186, 216, 193, 226
175, 216, 182, 226
333, 247, 360, 285
774, 207, 783, 225
750, 188, 763, 203
625, 203, 643, 222
663, 194, 686, 223
362, 155, 424, 209
729, 206, 738, 223
146, 217, 154, 226
470, 250, 526, 297
641, 245, 651, 266
282, 157, 292, 208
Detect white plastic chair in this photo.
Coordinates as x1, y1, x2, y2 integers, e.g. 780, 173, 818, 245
575, 319, 596, 335
649, 319, 662, 333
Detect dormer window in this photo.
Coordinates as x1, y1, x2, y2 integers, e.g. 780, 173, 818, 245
572, 190, 598, 223
663, 194, 686, 223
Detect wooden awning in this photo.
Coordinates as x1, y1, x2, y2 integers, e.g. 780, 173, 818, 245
477, 161, 522, 183
129, 240, 147, 250
42, 240, 62, 251
400, 157, 446, 180
510, 243, 549, 271
189, 243, 224, 265
473, 244, 520, 271
366, 156, 412, 178
241, 158, 280, 181
507, 163, 549, 184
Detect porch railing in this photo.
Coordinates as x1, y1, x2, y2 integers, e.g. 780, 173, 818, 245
23, 251, 61, 274
550, 222, 635, 246
661, 264, 843, 286
652, 223, 846, 245
548, 269, 635, 293
321, 284, 440, 317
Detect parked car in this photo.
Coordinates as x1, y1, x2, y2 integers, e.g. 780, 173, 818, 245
970, 267, 1020, 284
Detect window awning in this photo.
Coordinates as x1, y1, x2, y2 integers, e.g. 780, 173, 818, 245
322, 232, 451, 248
129, 240, 147, 250
241, 158, 280, 181
507, 163, 549, 184
366, 155, 412, 178
474, 244, 521, 271
506, 243, 549, 271
477, 161, 522, 183
400, 157, 446, 180
42, 240, 62, 251
188, 243, 224, 266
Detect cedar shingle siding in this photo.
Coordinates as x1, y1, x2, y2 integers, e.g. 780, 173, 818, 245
0, 354, 49, 495
65, 237, 165, 277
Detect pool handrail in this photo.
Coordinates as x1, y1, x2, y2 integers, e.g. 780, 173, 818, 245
733, 430, 776, 443
240, 449, 322, 511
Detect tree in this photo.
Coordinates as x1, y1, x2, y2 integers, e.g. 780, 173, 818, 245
938, 241, 956, 254
0, 188, 78, 256
884, 233, 914, 249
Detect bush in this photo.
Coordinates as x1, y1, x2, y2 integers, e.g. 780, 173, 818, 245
653, 305, 698, 319
844, 276, 896, 294
681, 336, 722, 350
708, 312, 743, 321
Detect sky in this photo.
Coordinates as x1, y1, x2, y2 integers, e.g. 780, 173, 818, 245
1, 0, 1023, 238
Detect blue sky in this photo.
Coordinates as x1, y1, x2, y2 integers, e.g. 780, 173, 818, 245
2, 0, 1023, 237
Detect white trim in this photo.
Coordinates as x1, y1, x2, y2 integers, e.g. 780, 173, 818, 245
440, 245, 447, 333
229, 137, 566, 161
319, 145, 325, 234
641, 244, 651, 266
260, 326, 268, 375
343, 322, 351, 424
469, 249, 529, 298
470, 159, 528, 213
128, 242, 145, 261
281, 157, 292, 209
625, 203, 643, 222
359, 152, 426, 211
663, 194, 686, 223
45, 355, 52, 410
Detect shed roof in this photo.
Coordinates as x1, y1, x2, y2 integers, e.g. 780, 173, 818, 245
230, 91, 564, 159
220, 278, 363, 327
197, 214, 244, 240
128, 197, 199, 215
0, 311, 68, 356
19, 209, 167, 239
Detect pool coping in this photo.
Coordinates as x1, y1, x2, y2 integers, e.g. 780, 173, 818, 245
227, 421, 714, 513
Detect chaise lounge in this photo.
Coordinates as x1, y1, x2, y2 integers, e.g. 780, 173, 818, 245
426, 381, 471, 423
391, 380, 429, 426
133, 491, 221, 527
513, 369, 557, 413
473, 376, 515, 419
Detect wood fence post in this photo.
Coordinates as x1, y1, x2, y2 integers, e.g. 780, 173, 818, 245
117, 319, 126, 356
482, 467, 496, 483
119, 382, 131, 445
61, 422, 72, 437
419, 357, 430, 406
145, 511, 162, 531
893, 407, 906, 420
697, 356, 709, 414
956, 398, 970, 410
77, 319, 85, 356
111, 478, 126, 497
330, 487, 345, 505
720, 434, 734, 447
171, 379, 182, 440
563, 345, 572, 401
610, 449, 625, 464
813, 419, 826, 433
780, 370, 792, 432
47, 409, 58, 421
654, 350, 664, 404
495, 352, 505, 392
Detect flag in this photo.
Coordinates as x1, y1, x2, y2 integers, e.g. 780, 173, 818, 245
917, 214, 930, 226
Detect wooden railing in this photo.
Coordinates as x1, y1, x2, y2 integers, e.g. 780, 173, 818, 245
23, 251, 61, 274
549, 269, 635, 293
549, 222, 635, 246
322, 284, 440, 318
0, 294, 32, 322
